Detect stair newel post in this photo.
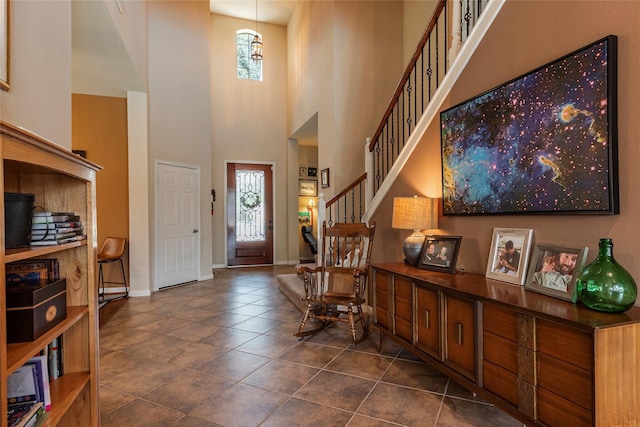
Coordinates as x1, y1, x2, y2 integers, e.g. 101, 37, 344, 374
449, 0, 462, 65
364, 137, 374, 212
317, 192, 327, 266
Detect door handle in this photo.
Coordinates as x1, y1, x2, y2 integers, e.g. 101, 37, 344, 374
193, 229, 199, 233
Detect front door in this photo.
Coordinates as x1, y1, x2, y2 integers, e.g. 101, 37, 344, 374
156, 162, 200, 289
226, 162, 273, 266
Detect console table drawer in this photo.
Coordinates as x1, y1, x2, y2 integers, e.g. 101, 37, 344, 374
376, 305, 389, 329
484, 303, 518, 342
483, 331, 517, 374
538, 319, 593, 372
538, 352, 593, 410
395, 316, 412, 342
483, 360, 518, 406
537, 387, 592, 427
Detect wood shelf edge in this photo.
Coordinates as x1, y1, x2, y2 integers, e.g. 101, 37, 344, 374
5, 240, 86, 264
6, 306, 89, 374
39, 372, 90, 427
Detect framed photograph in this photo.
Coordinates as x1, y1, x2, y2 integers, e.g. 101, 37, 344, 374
307, 167, 317, 177
321, 168, 330, 188
0, 0, 9, 90
299, 166, 307, 177
485, 228, 533, 285
298, 180, 317, 197
525, 244, 588, 302
418, 235, 462, 274
441, 36, 618, 215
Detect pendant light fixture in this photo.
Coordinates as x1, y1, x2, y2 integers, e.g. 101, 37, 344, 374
251, 0, 263, 61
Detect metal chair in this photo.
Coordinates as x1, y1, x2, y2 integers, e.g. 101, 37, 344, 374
98, 237, 128, 303
295, 221, 376, 345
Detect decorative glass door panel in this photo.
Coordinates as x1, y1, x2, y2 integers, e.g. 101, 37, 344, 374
227, 163, 273, 265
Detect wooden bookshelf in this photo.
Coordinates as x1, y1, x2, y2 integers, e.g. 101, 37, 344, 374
0, 121, 101, 426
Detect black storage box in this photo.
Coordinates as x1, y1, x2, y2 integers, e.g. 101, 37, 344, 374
4, 192, 35, 249
6, 278, 67, 343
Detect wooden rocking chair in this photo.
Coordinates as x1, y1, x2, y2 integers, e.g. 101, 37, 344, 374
295, 221, 376, 345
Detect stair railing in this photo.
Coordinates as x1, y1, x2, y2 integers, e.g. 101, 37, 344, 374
319, 0, 491, 231
369, 0, 487, 196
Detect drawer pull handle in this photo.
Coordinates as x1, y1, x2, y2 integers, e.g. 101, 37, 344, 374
424, 310, 430, 329
456, 323, 463, 346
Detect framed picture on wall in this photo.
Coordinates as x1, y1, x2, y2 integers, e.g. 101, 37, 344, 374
0, 0, 9, 90
307, 167, 317, 177
321, 168, 330, 188
298, 180, 317, 197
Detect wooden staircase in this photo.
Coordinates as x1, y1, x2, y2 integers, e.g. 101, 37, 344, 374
316, 0, 505, 231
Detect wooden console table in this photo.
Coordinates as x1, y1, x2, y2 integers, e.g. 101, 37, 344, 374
372, 262, 640, 427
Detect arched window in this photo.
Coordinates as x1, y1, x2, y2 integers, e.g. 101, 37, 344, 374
237, 30, 262, 81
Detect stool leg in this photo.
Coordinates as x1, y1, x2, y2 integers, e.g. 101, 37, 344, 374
118, 258, 128, 297
98, 262, 105, 303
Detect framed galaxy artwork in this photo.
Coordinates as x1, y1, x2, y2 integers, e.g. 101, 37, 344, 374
441, 35, 619, 215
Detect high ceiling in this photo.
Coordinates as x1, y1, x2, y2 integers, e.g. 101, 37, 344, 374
209, 0, 297, 26
72, 1, 298, 98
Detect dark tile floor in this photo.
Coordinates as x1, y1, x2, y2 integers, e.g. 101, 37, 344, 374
99, 265, 524, 426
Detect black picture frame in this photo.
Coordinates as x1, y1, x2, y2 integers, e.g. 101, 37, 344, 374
525, 243, 588, 302
307, 167, 317, 177
320, 168, 330, 188
441, 35, 618, 215
418, 235, 462, 274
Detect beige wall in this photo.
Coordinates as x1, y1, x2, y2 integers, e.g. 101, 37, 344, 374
210, 14, 288, 266
374, 1, 640, 297
72, 94, 129, 285
0, 1, 72, 146
403, 1, 439, 67
148, 0, 213, 279
288, 1, 405, 196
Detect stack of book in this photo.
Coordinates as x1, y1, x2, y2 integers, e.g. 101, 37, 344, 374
30, 212, 85, 246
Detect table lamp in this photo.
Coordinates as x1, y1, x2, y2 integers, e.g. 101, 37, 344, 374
392, 196, 435, 266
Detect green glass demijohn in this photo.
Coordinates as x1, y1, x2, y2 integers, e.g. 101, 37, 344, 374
576, 238, 637, 313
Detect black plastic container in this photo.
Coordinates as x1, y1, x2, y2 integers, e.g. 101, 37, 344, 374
4, 192, 35, 249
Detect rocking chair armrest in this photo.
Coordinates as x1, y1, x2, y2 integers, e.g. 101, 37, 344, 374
297, 265, 320, 275
351, 268, 369, 278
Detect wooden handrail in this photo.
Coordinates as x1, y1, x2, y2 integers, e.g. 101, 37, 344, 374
369, 0, 446, 152
326, 172, 367, 208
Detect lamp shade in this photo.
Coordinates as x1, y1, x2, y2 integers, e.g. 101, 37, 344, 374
392, 196, 435, 266
392, 197, 433, 230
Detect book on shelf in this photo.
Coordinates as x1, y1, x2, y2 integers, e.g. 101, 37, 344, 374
5, 259, 59, 283
48, 335, 64, 381
31, 231, 79, 242
5, 261, 49, 283
29, 235, 85, 246
31, 226, 82, 236
7, 401, 43, 427
25, 356, 51, 411
7, 365, 39, 405
32, 212, 80, 224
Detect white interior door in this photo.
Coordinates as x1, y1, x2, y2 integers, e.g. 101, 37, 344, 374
155, 162, 200, 289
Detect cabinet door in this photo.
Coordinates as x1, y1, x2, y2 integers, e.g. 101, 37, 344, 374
394, 276, 412, 342
415, 285, 439, 358
443, 294, 476, 380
